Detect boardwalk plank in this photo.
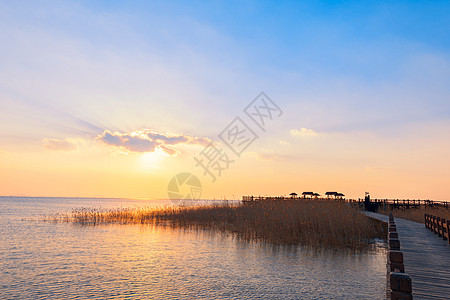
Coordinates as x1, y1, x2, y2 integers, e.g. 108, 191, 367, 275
365, 212, 450, 300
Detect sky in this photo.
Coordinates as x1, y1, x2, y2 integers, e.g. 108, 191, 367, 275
0, 0, 449, 200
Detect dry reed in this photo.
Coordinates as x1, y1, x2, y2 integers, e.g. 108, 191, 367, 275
378, 205, 450, 224
46, 200, 386, 250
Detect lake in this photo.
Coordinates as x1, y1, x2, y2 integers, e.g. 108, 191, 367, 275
0, 197, 387, 299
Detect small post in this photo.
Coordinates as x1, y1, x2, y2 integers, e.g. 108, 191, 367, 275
389, 232, 399, 239
390, 272, 412, 299
389, 238, 401, 250
389, 250, 404, 264
390, 262, 405, 273
389, 250, 405, 273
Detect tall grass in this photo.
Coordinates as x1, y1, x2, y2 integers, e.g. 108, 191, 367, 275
46, 200, 386, 250
378, 206, 450, 224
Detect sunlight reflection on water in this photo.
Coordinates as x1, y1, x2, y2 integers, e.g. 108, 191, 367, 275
0, 197, 387, 299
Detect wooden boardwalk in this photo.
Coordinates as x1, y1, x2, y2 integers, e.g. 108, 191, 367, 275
366, 212, 450, 299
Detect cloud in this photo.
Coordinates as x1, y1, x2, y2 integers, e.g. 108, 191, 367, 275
97, 129, 210, 154
100, 130, 158, 152
255, 153, 286, 161
42, 138, 79, 151
246, 151, 291, 161
159, 145, 177, 156
290, 128, 318, 137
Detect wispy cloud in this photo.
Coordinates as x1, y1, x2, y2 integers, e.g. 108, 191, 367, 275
246, 151, 291, 161
97, 129, 210, 154
255, 153, 287, 161
42, 138, 79, 151
290, 128, 318, 137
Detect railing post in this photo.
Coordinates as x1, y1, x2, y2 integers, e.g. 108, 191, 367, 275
425, 214, 450, 245
447, 220, 450, 244
442, 219, 448, 241
437, 217, 440, 236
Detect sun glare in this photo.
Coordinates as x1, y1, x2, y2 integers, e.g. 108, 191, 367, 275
138, 148, 170, 171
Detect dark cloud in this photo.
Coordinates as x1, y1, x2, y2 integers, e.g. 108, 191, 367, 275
97, 129, 210, 154
101, 131, 123, 146
147, 133, 188, 145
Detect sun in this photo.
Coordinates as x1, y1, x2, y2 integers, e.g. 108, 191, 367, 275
138, 148, 170, 171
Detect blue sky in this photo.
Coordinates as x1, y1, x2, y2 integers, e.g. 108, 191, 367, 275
2, 1, 449, 131
1, 1, 450, 199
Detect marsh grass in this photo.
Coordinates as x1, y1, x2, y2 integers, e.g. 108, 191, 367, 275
46, 200, 386, 250
378, 205, 450, 223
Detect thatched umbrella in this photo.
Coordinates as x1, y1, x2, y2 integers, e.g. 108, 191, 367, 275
325, 191, 337, 199
336, 193, 345, 200
302, 192, 314, 198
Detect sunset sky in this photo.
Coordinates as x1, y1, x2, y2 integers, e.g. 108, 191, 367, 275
1, 1, 449, 200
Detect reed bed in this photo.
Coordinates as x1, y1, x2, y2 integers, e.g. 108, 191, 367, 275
46, 200, 386, 250
378, 206, 450, 224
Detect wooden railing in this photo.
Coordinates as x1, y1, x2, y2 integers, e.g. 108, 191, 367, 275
242, 196, 287, 201
353, 198, 449, 208
424, 214, 450, 243
242, 196, 346, 202
242, 196, 450, 208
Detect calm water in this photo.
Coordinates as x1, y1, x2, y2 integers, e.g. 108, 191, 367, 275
0, 197, 387, 299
